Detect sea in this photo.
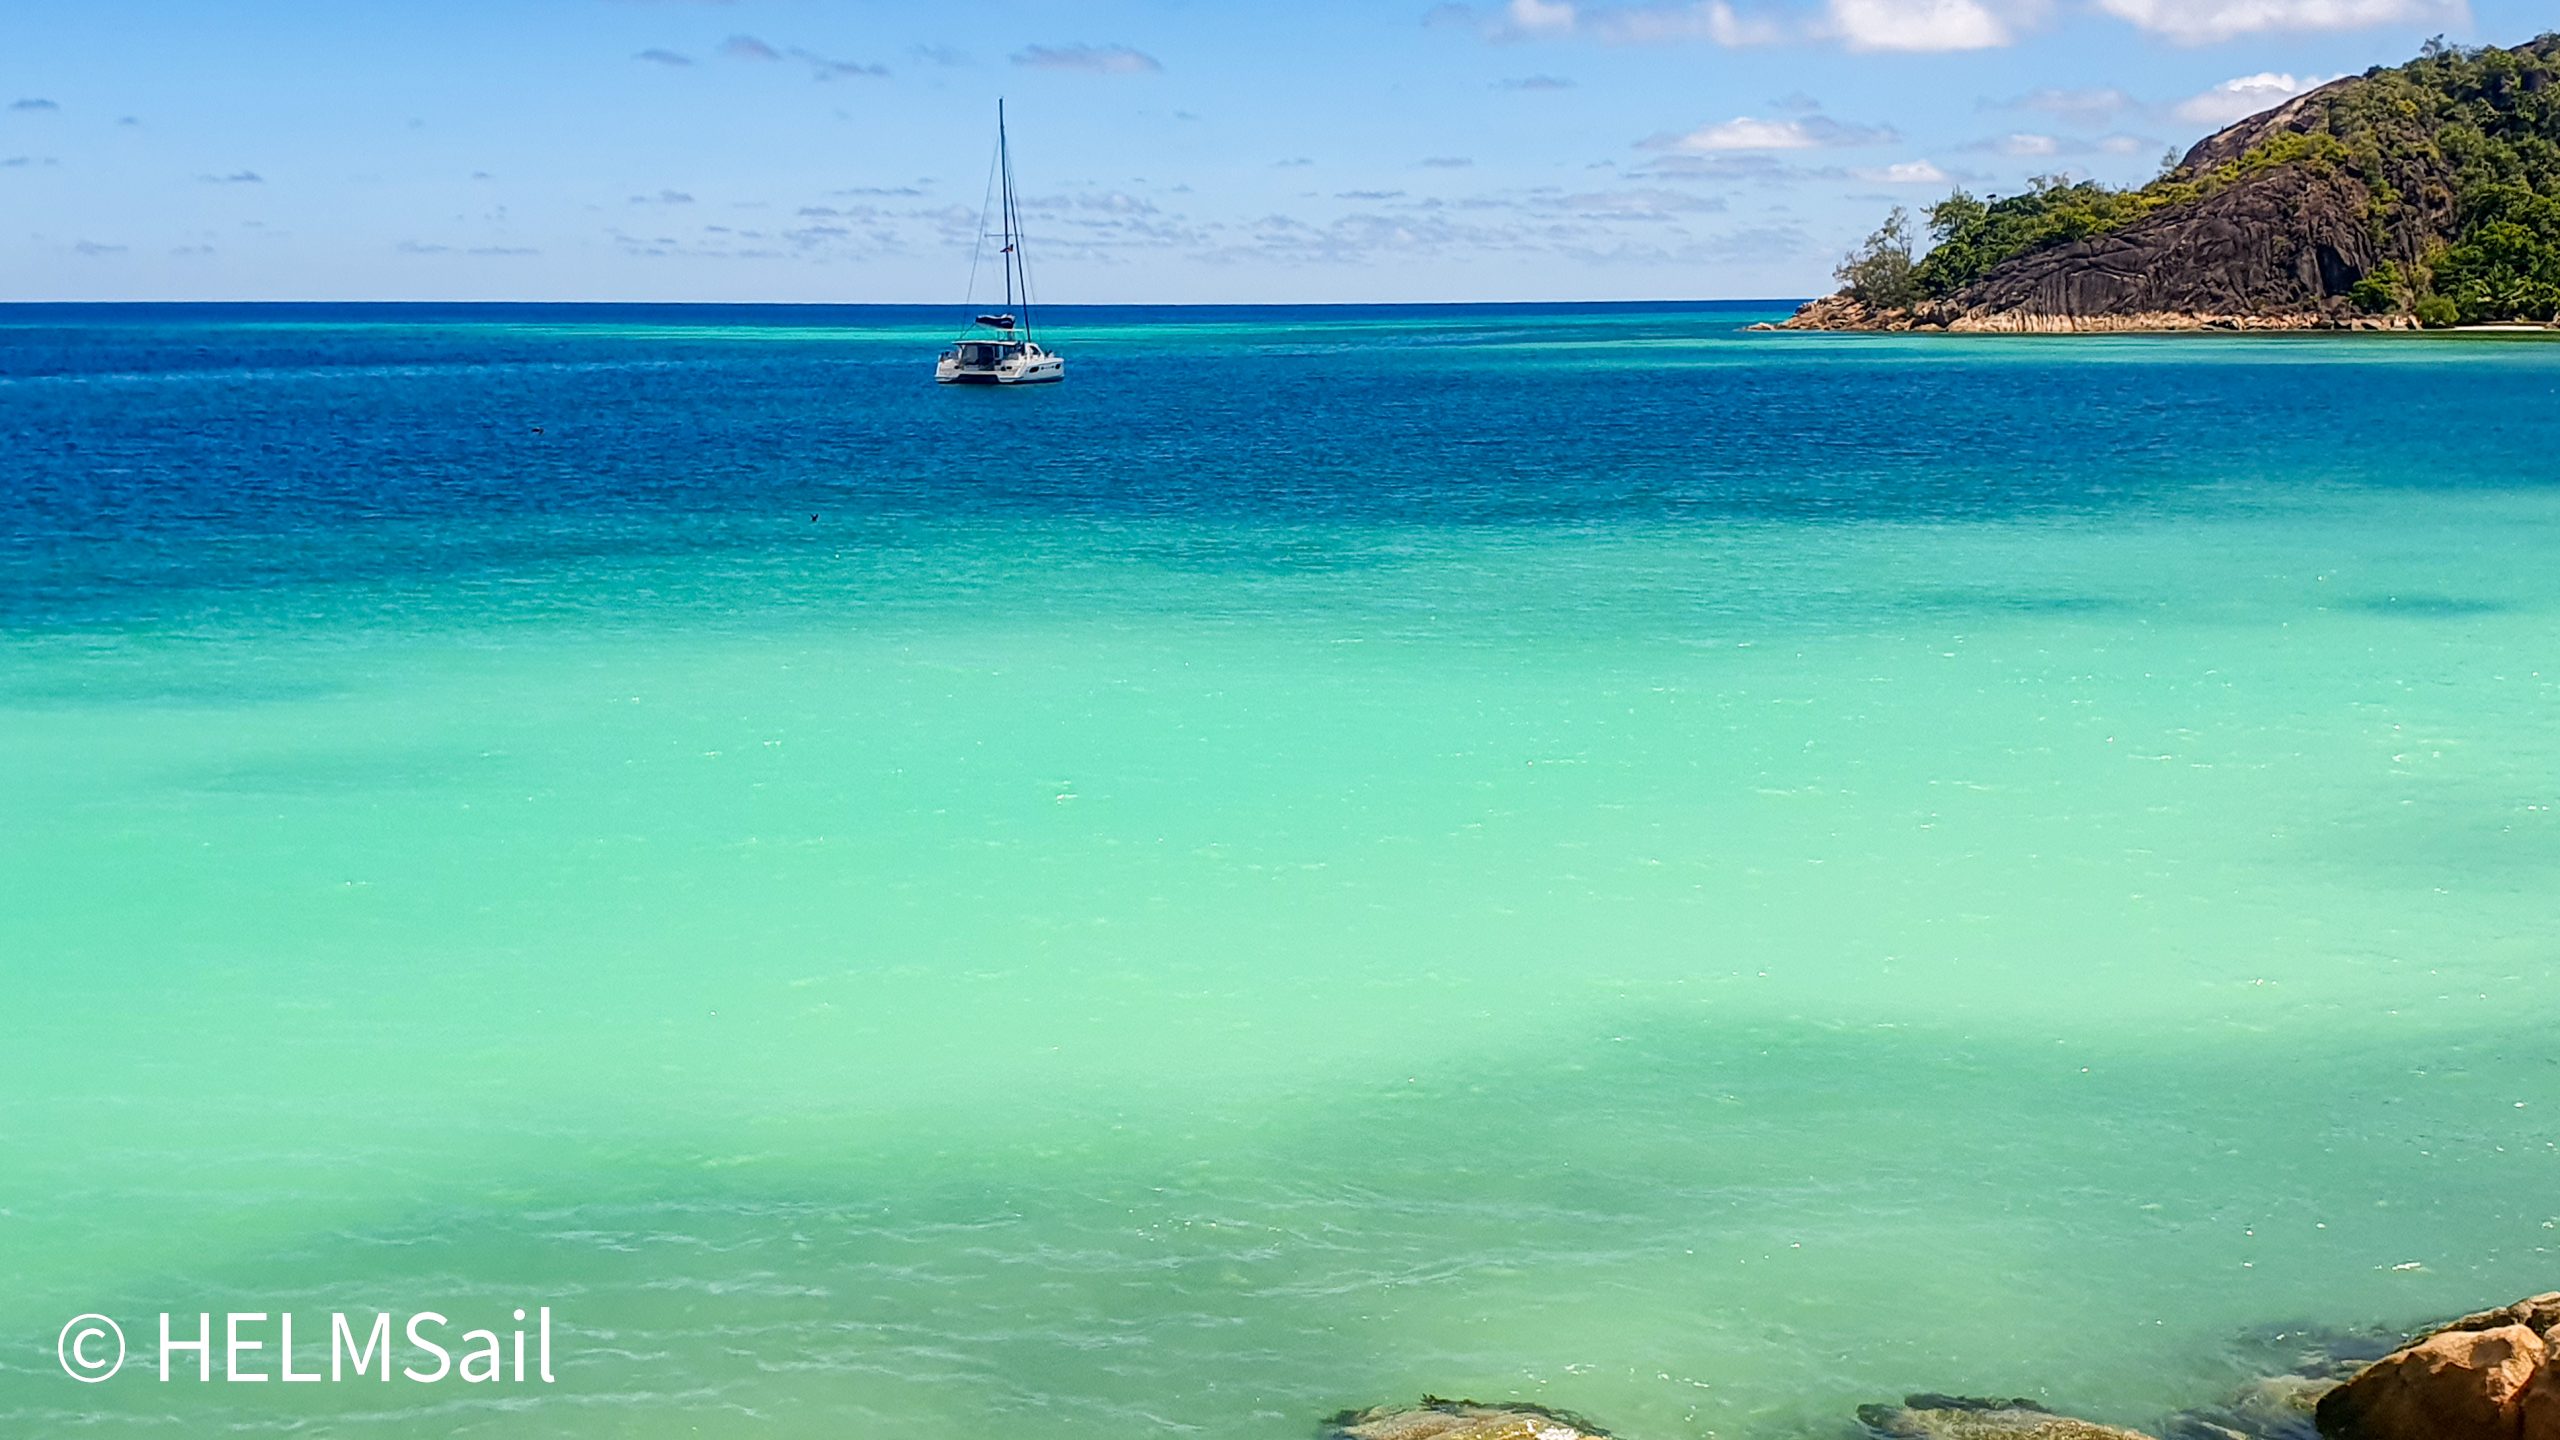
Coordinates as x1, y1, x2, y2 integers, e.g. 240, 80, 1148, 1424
4, 301, 2557, 1438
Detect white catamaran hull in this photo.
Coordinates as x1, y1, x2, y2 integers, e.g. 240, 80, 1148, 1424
934, 353, 1065, 385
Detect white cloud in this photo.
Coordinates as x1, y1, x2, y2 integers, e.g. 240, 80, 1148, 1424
1674, 117, 1823, 150
1653, 113, 1899, 150
1824, 0, 2019, 50
1960, 130, 2157, 159
1544, 186, 1731, 216
1854, 160, 1953, 182
791, 47, 890, 79
1010, 43, 1163, 74
1590, 1, 1787, 42
1470, 0, 1786, 45
2171, 71, 2342, 126
2094, 0, 2462, 44
1508, 0, 1579, 31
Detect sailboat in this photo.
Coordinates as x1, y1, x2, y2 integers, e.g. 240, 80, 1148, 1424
935, 101, 1065, 386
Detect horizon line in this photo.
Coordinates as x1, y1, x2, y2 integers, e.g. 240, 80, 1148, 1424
0, 296, 1810, 309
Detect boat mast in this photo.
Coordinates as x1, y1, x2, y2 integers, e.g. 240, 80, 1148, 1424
998, 100, 1030, 339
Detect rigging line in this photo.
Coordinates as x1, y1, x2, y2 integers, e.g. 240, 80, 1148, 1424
963, 122, 1001, 331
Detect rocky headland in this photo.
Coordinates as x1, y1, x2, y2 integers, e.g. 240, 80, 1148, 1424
1777, 34, 2560, 334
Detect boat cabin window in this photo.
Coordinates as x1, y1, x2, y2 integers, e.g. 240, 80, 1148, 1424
958, 342, 1023, 366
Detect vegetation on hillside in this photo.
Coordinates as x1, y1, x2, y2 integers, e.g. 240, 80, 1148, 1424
1832, 33, 2560, 324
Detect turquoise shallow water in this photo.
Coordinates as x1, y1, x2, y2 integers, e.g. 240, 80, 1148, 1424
4, 303, 2559, 1437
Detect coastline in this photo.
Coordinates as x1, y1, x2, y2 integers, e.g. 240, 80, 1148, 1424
1756, 293, 2486, 334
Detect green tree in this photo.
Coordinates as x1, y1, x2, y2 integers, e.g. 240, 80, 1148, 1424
2350, 260, 2405, 312
1835, 207, 1922, 309
1926, 190, 1987, 243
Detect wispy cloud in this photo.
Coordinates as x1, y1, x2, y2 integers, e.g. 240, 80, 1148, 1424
1011, 43, 1163, 74
1537, 185, 1732, 217
1421, 155, 1476, 168
1497, 74, 1577, 90
1978, 130, 2060, 155
1448, 0, 2029, 48
11, 97, 60, 111
704, 33, 887, 77
1646, 113, 1898, 152
2171, 71, 2341, 125
73, 239, 125, 256
1461, 0, 1786, 44
2095, 0, 2461, 43
585, 163, 1830, 279
634, 49, 693, 66
1962, 129, 2156, 157
631, 189, 696, 205
199, 170, 264, 184
790, 46, 889, 79
1989, 86, 2136, 126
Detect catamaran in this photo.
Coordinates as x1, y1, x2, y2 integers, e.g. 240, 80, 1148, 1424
936, 101, 1064, 386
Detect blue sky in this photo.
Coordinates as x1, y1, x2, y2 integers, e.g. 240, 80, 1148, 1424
1, 0, 2547, 303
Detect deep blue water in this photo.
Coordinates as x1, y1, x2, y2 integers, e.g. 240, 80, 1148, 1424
10, 302, 2557, 628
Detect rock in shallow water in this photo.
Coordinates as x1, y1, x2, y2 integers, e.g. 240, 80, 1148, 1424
1855, 1394, 2158, 1440
1325, 1397, 1609, 1440
2313, 1318, 2553, 1440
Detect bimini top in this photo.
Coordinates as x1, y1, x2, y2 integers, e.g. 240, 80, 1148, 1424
974, 313, 1019, 330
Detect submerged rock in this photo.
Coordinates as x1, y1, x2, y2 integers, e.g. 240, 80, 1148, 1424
1325, 1397, 1609, 1440
2312, 1295, 2560, 1440
1855, 1393, 2157, 1440
2160, 1322, 2396, 1440
2164, 1372, 2334, 1440
2225, 1323, 2411, 1384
